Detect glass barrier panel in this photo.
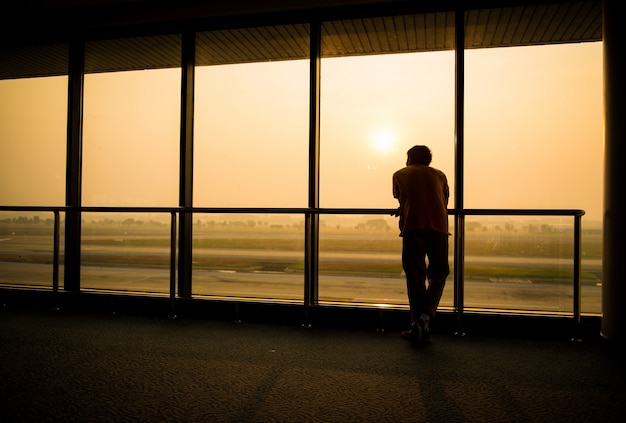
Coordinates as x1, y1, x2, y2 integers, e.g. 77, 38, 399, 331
80, 212, 172, 295
463, 216, 601, 314
0, 211, 62, 289
192, 214, 304, 301
318, 214, 455, 309
581, 225, 602, 315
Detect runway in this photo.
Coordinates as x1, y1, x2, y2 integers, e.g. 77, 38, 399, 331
0, 260, 602, 314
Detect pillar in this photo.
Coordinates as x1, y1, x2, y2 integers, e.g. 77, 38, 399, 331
601, 0, 626, 341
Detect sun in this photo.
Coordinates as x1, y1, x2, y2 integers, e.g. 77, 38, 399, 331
371, 128, 396, 155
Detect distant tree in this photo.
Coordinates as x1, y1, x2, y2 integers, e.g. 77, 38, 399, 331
466, 221, 482, 232
355, 219, 391, 232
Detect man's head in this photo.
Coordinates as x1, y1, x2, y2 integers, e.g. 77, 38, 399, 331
406, 145, 432, 166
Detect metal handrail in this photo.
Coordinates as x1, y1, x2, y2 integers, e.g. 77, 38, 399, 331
0, 205, 586, 216
0, 205, 585, 335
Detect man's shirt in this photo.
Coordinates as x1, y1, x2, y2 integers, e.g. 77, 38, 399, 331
393, 164, 449, 236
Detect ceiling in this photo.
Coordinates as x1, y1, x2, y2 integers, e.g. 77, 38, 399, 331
0, 1, 602, 79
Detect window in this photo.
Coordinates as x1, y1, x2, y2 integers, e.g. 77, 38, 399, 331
194, 25, 310, 208
0, 44, 68, 289
80, 35, 181, 293
83, 35, 181, 207
192, 25, 309, 299
464, 42, 603, 314
0, 77, 67, 205
318, 15, 455, 306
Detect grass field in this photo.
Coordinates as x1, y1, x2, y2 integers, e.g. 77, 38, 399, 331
1, 215, 602, 284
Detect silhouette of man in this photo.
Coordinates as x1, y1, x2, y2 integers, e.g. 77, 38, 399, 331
393, 145, 449, 344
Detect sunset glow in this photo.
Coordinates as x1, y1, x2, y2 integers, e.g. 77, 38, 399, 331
0, 42, 603, 221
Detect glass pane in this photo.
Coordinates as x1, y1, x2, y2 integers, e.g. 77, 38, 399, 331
194, 25, 310, 207
83, 35, 181, 206
192, 214, 304, 301
320, 15, 455, 209
464, 41, 603, 315
0, 76, 67, 206
581, 225, 602, 314
318, 214, 454, 310
463, 216, 601, 314
80, 212, 173, 294
317, 14, 455, 308
0, 211, 63, 289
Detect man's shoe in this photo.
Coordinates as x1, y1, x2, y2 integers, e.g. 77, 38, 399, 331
401, 326, 416, 340
401, 319, 432, 345
417, 318, 432, 344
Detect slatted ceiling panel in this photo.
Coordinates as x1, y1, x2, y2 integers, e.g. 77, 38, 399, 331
489, 8, 510, 43
273, 25, 311, 58
393, 16, 408, 51
525, 4, 554, 42
342, 20, 367, 54
470, 8, 495, 47
84, 33, 181, 73
0, 44, 69, 79
322, 21, 353, 55
204, 30, 253, 64
0, 2, 603, 79
196, 24, 310, 66
260, 25, 308, 60
507, 7, 534, 43
464, 1, 601, 49
413, 14, 431, 50
372, 18, 391, 52
432, 12, 452, 50
561, 1, 601, 40
537, 4, 568, 40
240, 28, 277, 59
322, 12, 455, 57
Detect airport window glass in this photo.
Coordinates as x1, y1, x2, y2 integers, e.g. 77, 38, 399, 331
192, 25, 308, 299
319, 15, 456, 209
80, 212, 173, 295
0, 211, 63, 289
318, 14, 455, 307
194, 25, 310, 208
0, 44, 68, 289
81, 35, 181, 293
0, 75, 67, 206
464, 42, 603, 314
318, 214, 455, 309
463, 216, 601, 315
82, 35, 181, 207
192, 214, 304, 301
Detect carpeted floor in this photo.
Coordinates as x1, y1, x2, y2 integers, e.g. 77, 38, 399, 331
1, 307, 625, 422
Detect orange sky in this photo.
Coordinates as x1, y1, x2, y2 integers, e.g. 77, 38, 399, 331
0, 41, 603, 222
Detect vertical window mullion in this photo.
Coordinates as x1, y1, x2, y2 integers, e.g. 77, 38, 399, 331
454, 7, 466, 335
178, 31, 195, 298
305, 20, 322, 318
64, 40, 84, 292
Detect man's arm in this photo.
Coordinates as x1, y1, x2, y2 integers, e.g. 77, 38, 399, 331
392, 175, 401, 216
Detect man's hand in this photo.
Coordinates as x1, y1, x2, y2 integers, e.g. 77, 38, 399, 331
391, 207, 400, 217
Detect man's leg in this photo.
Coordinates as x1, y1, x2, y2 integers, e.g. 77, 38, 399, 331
402, 231, 427, 322
423, 230, 450, 318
